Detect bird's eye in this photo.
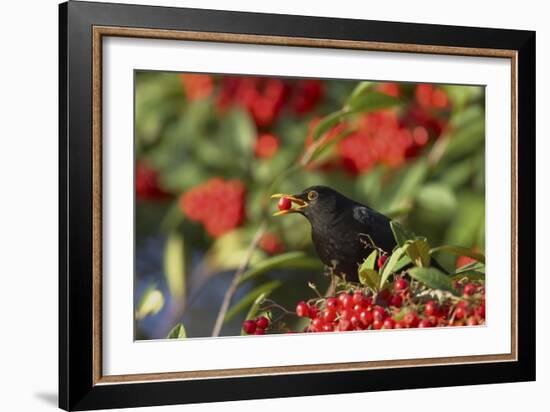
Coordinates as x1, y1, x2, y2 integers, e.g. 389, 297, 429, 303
307, 190, 318, 201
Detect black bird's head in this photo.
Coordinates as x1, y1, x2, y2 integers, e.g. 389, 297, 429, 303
271, 185, 344, 226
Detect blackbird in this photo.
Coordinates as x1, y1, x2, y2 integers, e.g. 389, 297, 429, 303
271, 185, 442, 281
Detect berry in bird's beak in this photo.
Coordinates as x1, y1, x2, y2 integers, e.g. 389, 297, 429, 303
278, 197, 292, 211
270, 193, 308, 216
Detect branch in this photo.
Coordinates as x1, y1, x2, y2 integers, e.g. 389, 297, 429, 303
211, 221, 267, 337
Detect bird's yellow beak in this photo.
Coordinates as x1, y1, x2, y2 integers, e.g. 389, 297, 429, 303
270, 193, 308, 216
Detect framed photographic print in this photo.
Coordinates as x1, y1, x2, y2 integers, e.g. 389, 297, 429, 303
59, 1, 535, 410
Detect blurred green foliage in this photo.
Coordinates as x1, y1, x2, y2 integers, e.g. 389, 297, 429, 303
134, 71, 485, 339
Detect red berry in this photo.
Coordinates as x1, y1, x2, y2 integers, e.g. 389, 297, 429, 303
322, 323, 334, 332
340, 309, 353, 321
311, 317, 325, 331
340, 294, 354, 310
278, 197, 292, 211
326, 297, 338, 311
394, 320, 407, 329
404, 311, 420, 328
350, 315, 363, 329
337, 292, 349, 304
463, 283, 476, 297
322, 310, 337, 323
373, 319, 384, 330
382, 318, 395, 329
467, 317, 479, 326
308, 305, 320, 319
296, 301, 310, 318
372, 306, 387, 322
377, 254, 388, 268
389, 294, 403, 308
419, 318, 434, 328
242, 320, 256, 335
352, 291, 365, 305
454, 306, 466, 320
394, 277, 409, 291
338, 320, 353, 331
255, 316, 269, 330
359, 310, 374, 327
254, 328, 265, 335
424, 300, 438, 317
353, 304, 364, 313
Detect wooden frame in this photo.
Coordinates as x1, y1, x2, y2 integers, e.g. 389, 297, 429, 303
60, 1, 535, 410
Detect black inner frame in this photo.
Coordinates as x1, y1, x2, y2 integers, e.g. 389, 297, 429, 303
59, 1, 536, 410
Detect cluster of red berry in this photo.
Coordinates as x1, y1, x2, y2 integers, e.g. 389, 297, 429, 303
179, 73, 214, 101
242, 275, 485, 335
259, 232, 285, 255
242, 315, 270, 335
297, 277, 484, 332
415, 84, 450, 110
254, 133, 280, 159
290, 79, 324, 114
303, 83, 450, 175
217, 77, 324, 128
179, 177, 246, 237
338, 110, 424, 173
180, 74, 324, 129
135, 161, 170, 201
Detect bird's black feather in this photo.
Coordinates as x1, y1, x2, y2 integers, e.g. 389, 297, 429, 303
281, 186, 446, 281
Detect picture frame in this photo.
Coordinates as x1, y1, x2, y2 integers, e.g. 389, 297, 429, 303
59, 1, 535, 410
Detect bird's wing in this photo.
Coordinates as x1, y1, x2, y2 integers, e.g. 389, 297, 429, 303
352, 205, 395, 252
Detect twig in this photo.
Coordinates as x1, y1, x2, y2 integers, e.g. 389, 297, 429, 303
211, 221, 267, 337
427, 133, 450, 167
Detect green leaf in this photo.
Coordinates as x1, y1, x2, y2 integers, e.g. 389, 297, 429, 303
227, 108, 255, 159
383, 160, 429, 212
135, 288, 164, 320
309, 129, 352, 164
358, 250, 380, 290
166, 323, 187, 339
359, 269, 381, 291
390, 221, 416, 247
443, 116, 485, 161
311, 110, 347, 141
312, 91, 401, 142
451, 272, 485, 282
163, 232, 186, 300
430, 245, 485, 264
414, 183, 457, 223
445, 193, 485, 249
406, 238, 431, 267
391, 307, 409, 322
346, 91, 402, 113
225, 280, 282, 322
356, 166, 383, 204
440, 159, 477, 189
454, 261, 485, 275
345, 81, 374, 106
379, 245, 408, 288
205, 230, 264, 273
159, 201, 184, 234
238, 252, 322, 285
365, 249, 378, 270
408, 267, 456, 294
393, 254, 412, 273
